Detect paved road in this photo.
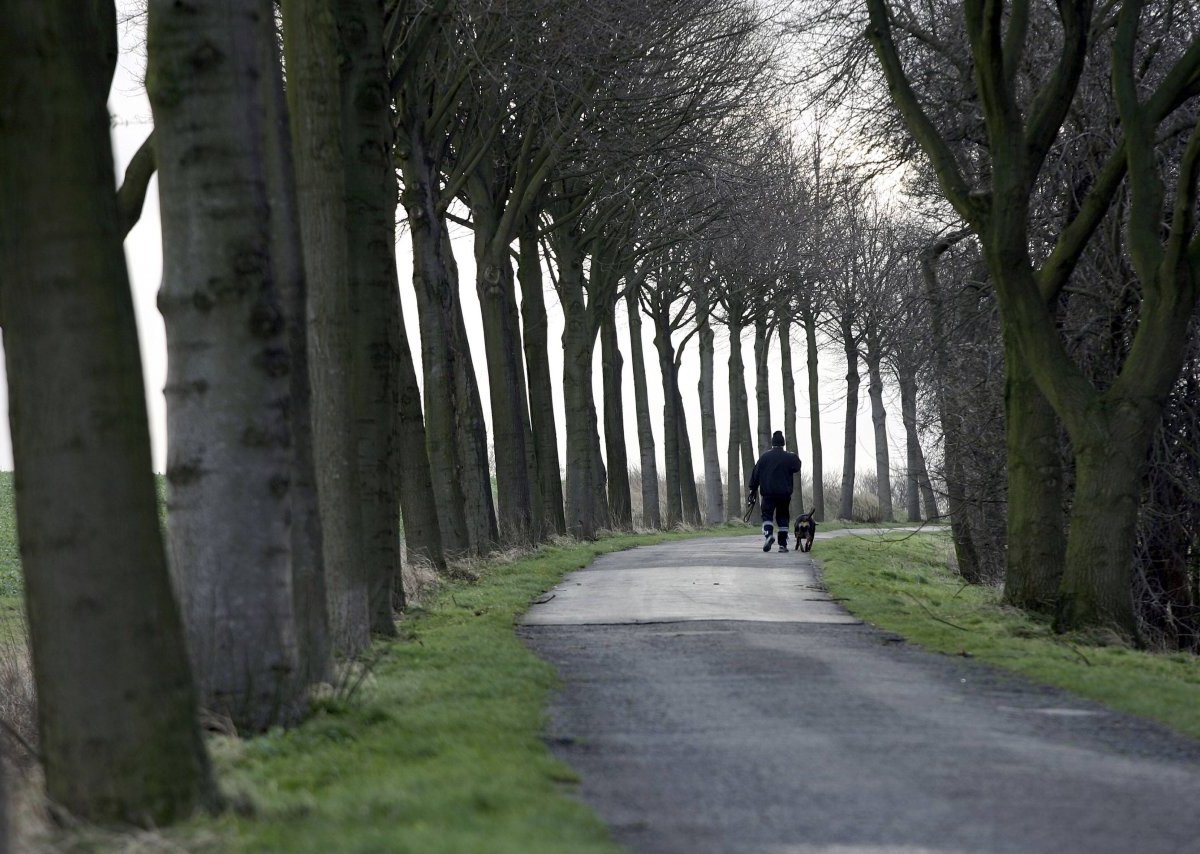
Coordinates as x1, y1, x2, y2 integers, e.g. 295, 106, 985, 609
520, 534, 1200, 854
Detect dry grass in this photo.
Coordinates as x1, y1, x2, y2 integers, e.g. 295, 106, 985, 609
402, 543, 544, 609
0, 614, 47, 851
0, 626, 36, 765
400, 552, 443, 608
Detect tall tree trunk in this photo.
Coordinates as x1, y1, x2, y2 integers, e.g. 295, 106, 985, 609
923, 241, 984, 581
282, 0, 369, 655
1002, 340, 1066, 609
397, 142, 497, 556
865, 344, 894, 521
261, 17, 330, 687
698, 291, 726, 524
337, 0, 407, 631
151, 0, 303, 731
561, 319, 609, 537
1056, 435, 1143, 635
470, 206, 540, 544
754, 315, 772, 455
447, 232, 502, 553
737, 339, 756, 497
627, 285, 661, 528
555, 235, 608, 538
991, 252, 1177, 636
897, 363, 931, 522
726, 319, 746, 519
517, 223, 566, 536
602, 307, 633, 528
839, 320, 860, 520
778, 311, 802, 507
396, 314, 445, 569
654, 319, 684, 527
2, 0, 215, 821
919, 466, 940, 520
676, 384, 703, 526
803, 310, 826, 521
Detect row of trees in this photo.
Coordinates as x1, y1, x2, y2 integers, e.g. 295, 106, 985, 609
792, 0, 1200, 641
3, 0, 948, 830
14, 0, 1199, 835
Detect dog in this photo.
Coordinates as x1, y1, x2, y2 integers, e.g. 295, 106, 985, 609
793, 509, 816, 553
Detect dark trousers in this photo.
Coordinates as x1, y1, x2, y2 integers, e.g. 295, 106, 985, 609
760, 493, 792, 535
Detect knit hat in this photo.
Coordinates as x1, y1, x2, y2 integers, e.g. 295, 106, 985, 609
771, 430, 785, 446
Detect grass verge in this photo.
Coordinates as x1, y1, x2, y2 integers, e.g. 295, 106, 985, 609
0, 474, 22, 638
817, 532, 1200, 741
175, 525, 749, 854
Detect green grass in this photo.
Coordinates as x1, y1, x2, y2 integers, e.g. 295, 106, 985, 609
178, 524, 750, 854
0, 473, 22, 636
818, 532, 1200, 741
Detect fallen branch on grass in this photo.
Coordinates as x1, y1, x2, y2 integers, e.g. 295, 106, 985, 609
903, 592, 970, 632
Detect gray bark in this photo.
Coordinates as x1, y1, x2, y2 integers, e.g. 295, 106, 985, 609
151, 0, 303, 731
626, 284, 662, 528
697, 286, 725, 523
654, 319, 684, 527
517, 224, 567, 536
674, 371, 703, 526
726, 320, 745, 519
726, 312, 756, 508
839, 319, 860, 520
802, 309, 826, 521
3, 0, 216, 820
282, 0, 370, 656
261, 15, 331, 687
557, 234, 610, 538
753, 315, 772, 456
337, 0, 407, 630
897, 363, 938, 521
899, 364, 923, 522
445, 232, 502, 553
922, 242, 984, 582
397, 138, 497, 556
470, 201, 541, 544
396, 313, 445, 569
778, 311, 802, 506
865, 344, 894, 521
602, 308, 633, 529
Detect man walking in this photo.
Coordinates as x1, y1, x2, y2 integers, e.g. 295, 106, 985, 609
748, 431, 802, 552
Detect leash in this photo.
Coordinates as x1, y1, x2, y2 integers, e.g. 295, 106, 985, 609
742, 493, 757, 523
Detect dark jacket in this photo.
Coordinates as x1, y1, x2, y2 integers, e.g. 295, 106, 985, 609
749, 447, 802, 496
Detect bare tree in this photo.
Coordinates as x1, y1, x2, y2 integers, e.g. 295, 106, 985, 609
853, 204, 908, 522
866, 0, 1200, 635
282, 0, 371, 654
150, 0, 304, 729
626, 275, 664, 528
392, 0, 499, 557
2, 0, 215, 822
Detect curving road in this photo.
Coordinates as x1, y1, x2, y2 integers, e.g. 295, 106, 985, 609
520, 534, 1200, 854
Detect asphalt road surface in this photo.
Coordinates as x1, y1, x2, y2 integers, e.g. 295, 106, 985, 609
520, 533, 1200, 854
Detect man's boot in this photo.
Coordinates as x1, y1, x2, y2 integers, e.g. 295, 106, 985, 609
762, 522, 775, 552
777, 530, 789, 553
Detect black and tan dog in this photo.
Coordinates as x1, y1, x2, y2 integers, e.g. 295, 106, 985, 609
793, 509, 816, 553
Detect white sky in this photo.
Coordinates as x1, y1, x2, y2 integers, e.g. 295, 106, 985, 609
0, 15, 906, 496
